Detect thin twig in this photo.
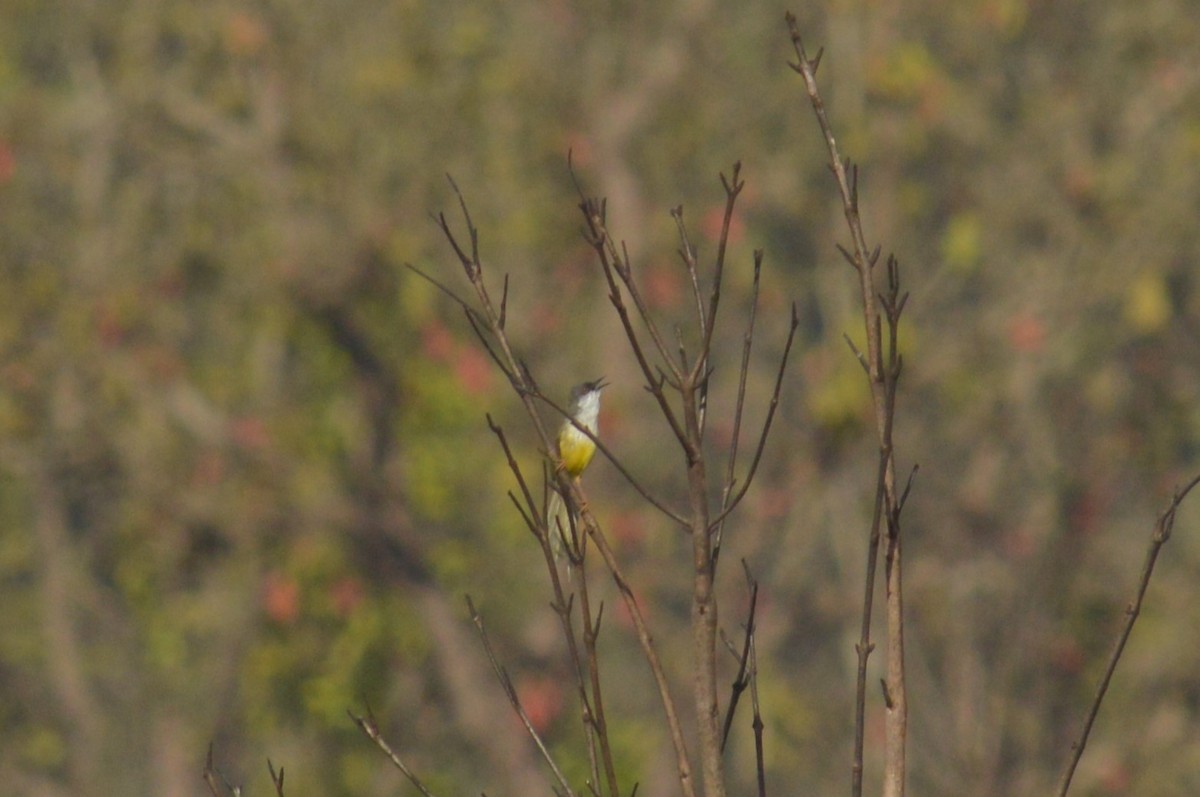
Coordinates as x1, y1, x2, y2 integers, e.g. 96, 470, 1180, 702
879, 260, 908, 797
267, 760, 285, 797
487, 416, 540, 523
466, 597, 578, 797
575, 573, 620, 797
465, 308, 517, 385
350, 708, 439, 797
1054, 472, 1200, 797
577, 493, 698, 797
672, 205, 708, 359
708, 302, 800, 530
750, 630, 766, 797
576, 195, 690, 450
537, 389, 688, 527
675, 164, 745, 442
719, 564, 759, 750
714, 251, 763, 565
404, 262, 489, 332
582, 196, 682, 385
490, 422, 611, 791
694, 163, 745, 385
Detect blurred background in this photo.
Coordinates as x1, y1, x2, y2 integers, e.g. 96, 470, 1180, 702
1, 1, 1199, 795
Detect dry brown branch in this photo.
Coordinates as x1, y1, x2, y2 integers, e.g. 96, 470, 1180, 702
421, 137, 795, 797
267, 760, 285, 797
1054, 472, 1200, 796
749, 632, 765, 797
669, 196, 729, 797
694, 165, 745, 383
708, 301, 800, 534
575, 570, 620, 797
786, 11, 912, 797
685, 389, 724, 797
425, 182, 698, 797
672, 205, 707, 374
486, 417, 615, 794
578, 197, 691, 451
578, 170, 784, 797
466, 597, 579, 797
349, 708, 439, 797
711, 251, 763, 562
535, 390, 688, 526
572, 161, 796, 797
486, 416, 542, 537
719, 564, 759, 751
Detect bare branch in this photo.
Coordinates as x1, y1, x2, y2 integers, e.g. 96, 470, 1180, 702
267, 760, 285, 797
574, 191, 691, 450
579, 195, 682, 384
694, 163, 745, 385
786, 14, 884, 385
835, 243, 858, 271
537, 389, 688, 527
466, 597, 578, 797
1055, 472, 1200, 797
574, 576, 620, 797
843, 333, 870, 375
719, 564, 759, 751
350, 708, 439, 797
712, 249, 764, 564
672, 205, 707, 347
487, 415, 540, 526
422, 177, 694, 797
750, 632, 766, 797
533, 479, 616, 797
465, 307, 517, 384
445, 174, 481, 274
675, 323, 691, 375
404, 263, 491, 334
708, 302, 800, 530
499, 273, 509, 330
897, 465, 919, 515
574, 494, 698, 797
787, 14, 911, 797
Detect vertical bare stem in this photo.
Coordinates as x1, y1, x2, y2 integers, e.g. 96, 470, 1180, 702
576, 563, 621, 797
749, 634, 766, 797
684, 375, 726, 797
787, 13, 909, 797
578, 183, 754, 797
579, 498, 698, 797
490, 418, 612, 793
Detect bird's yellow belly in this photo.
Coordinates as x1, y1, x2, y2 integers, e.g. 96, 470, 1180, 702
559, 426, 597, 477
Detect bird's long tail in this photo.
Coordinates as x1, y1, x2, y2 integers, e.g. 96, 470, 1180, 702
546, 487, 572, 566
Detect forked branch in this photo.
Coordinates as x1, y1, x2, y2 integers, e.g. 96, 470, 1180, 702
420, 180, 698, 797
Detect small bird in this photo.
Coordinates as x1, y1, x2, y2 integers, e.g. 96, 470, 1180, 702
547, 378, 608, 564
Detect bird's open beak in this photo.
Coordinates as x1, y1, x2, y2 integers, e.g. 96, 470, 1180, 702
592, 377, 609, 391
